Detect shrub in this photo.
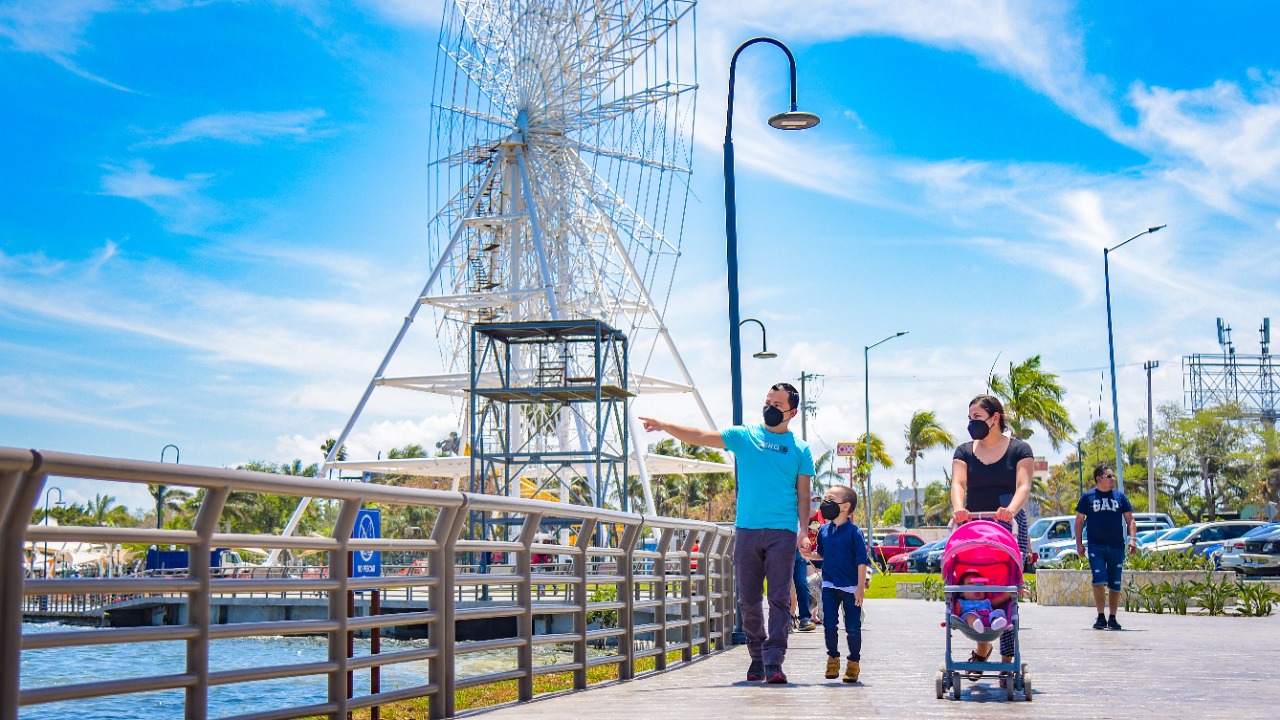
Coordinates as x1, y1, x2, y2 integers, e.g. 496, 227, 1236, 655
1191, 573, 1236, 616
1234, 582, 1278, 617
920, 575, 944, 602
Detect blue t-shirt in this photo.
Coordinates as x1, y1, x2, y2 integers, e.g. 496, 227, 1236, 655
722, 423, 814, 531
1075, 488, 1133, 548
815, 520, 870, 588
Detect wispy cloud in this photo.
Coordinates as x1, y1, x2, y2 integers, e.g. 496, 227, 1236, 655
147, 109, 333, 146
0, 0, 137, 91
99, 160, 216, 234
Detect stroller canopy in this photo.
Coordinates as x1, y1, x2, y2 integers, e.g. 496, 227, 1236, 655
943, 520, 1022, 587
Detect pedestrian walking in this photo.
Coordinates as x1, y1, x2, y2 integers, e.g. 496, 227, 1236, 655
802, 485, 869, 684
949, 394, 1032, 673
640, 382, 813, 684
1074, 464, 1138, 630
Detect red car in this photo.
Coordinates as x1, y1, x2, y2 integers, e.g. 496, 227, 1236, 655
871, 532, 928, 569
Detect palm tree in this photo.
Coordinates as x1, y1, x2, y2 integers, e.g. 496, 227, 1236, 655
147, 484, 192, 529
989, 355, 1076, 450
87, 493, 119, 526
903, 411, 955, 525
852, 432, 894, 477
810, 450, 845, 493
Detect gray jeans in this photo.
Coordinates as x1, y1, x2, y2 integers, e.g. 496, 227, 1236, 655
734, 528, 797, 666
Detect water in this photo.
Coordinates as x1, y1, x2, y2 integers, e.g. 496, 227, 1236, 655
19, 622, 595, 719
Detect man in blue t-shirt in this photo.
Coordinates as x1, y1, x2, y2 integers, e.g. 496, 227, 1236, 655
1074, 465, 1137, 630
640, 382, 813, 684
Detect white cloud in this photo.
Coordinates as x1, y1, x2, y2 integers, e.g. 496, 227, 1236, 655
0, 0, 139, 91
98, 160, 216, 234
148, 109, 333, 146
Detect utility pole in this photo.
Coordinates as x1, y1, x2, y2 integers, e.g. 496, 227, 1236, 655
797, 371, 820, 441
1144, 360, 1159, 513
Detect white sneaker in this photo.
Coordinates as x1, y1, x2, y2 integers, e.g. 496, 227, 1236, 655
971, 618, 985, 633
989, 616, 1008, 631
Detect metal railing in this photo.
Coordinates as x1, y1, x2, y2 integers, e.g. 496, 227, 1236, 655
0, 447, 736, 720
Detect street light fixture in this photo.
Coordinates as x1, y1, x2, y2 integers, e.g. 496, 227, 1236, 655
724, 37, 818, 645
725, 36, 820, 427
864, 331, 908, 541
740, 318, 778, 359
42, 486, 64, 577
1104, 224, 1165, 493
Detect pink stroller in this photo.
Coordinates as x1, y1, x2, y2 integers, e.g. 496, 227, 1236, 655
935, 519, 1031, 701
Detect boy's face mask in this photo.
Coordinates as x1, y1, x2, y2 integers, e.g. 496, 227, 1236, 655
819, 499, 843, 521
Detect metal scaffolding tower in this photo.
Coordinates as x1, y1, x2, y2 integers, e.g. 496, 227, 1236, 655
1184, 317, 1277, 424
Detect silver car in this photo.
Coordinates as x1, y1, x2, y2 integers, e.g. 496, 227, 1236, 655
1217, 522, 1280, 571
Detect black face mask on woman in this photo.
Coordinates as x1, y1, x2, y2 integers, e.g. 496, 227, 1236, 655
967, 418, 992, 441
819, 499, 843, 521
763, 405, 786, 427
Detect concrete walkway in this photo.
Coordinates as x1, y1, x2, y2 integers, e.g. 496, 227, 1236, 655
472, 599, 1279, 719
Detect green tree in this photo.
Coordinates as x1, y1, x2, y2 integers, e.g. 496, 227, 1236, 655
86, 493, 124, 526
1155, 403, 1253, 521
921, 479, 952, 525
810, 450, 845, 493
881, 502, 902, 526
989, 355, 1076, 450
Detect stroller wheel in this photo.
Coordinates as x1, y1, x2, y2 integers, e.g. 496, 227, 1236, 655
935, 672, 945, 700
1023, 672, 1033, 701
1004, 676, 1015, 701
950, 671, 962, 701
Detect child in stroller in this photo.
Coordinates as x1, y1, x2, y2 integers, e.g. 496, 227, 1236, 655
955, 569, 1009, 633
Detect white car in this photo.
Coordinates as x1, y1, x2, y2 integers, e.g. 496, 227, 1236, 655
1146, 521, 1265, 555
1034, 538, 1079, 568
1027, 515, 1077, 554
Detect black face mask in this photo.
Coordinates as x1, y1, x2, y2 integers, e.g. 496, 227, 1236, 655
967, 418, 991, 441
763, 405, 786, 427
819, 499, 842, 521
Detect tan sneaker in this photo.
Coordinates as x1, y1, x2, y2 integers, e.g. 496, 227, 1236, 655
825, 656, 840, 679
843, 660, 860, 683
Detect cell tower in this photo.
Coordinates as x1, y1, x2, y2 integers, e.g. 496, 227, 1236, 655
1183, 317, 1278, 425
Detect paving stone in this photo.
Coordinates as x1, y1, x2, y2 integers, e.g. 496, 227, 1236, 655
472, 598, 1280, 719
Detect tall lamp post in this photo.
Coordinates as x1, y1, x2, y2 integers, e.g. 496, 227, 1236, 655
42, 486, 64, 577
1144, 360, 1159, 513
1072, 440, 1086, 497
724, 36, 819, 645
864, 331, 907, 540
1104, 225, 1165, 493
725, 37, 819, 427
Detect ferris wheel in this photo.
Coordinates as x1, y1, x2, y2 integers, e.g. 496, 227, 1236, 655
277, 0, 716, 543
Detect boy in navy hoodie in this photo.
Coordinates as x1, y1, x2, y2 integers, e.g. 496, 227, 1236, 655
801, 484, 869, 683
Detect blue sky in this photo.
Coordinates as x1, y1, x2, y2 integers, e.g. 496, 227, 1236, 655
4, 1, 1280, 511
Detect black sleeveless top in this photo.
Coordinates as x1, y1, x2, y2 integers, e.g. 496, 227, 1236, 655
953, 438, 1034, 512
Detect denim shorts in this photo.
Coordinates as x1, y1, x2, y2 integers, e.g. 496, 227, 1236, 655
1086, 544, 1126, 592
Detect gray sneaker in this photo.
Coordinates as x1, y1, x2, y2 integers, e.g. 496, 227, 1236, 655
746, 659, 764, 682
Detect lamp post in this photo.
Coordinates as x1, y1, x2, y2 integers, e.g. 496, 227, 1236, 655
42, 486, 64, 578
1104, 225, 1164, 493
1144, 360, 1159, 513
724, 37, 819, 645
1073, 440, 1086, 497
739, 318, 778, 360
864, 331, 907, 541
725, 37, 819, 427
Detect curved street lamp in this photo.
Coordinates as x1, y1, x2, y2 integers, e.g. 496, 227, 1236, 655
42, 486, 65, 577
865, 331, 907, 541
725, 36, 819, 427
1104, 225, 1165, 493
740, 318, 778, 359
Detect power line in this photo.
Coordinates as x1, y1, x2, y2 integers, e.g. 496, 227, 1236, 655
821, 359, 1173, 383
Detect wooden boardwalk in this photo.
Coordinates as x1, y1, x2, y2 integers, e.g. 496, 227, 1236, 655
472, 598, 1280, 719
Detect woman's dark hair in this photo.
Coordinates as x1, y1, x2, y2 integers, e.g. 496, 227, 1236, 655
968, 394, 1008, 432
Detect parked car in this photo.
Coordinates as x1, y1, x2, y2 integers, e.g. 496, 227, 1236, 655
1132, 512, 1175, 529
1136, 528, 1180, 547
1027, 515, 1076, 554
1146, 521, 1264, 556
869, 532, 928, 568
1035, 538, 1079, 568
1236, 526, 1280, 576
889, 539, 945, 573
1217, 522, 1280, 572
924, 545, 945, 573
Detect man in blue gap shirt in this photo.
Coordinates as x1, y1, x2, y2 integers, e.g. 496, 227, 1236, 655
1074, 465, 1137, 630
640, 382, 813, 684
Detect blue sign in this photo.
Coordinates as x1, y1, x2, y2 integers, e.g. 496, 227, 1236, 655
352, 508, 381, 578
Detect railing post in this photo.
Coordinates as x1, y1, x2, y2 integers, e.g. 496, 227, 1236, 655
719, 531, 736, 649
572, 517, 595, 690
654, 527, 673, 671
186, 486, 228, 720
430, 499, 466, 720
515, 511, 542, 702
678, 530, 695, 663
692, 528, 712, 658
0, 456, 45, 720
328, 499, 362, 720
618, 521, 640, 681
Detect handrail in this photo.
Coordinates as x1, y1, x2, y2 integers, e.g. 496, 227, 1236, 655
0, 447, 736, 720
